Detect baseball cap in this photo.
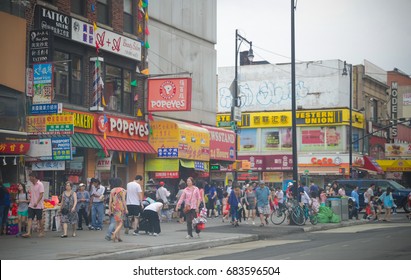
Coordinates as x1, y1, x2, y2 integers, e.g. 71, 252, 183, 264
159, 181, 165, 186
79, 183, 86, 187
259, 180, 265, 184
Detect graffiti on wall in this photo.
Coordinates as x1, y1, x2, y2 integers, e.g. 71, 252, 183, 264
218, 80, 311, 112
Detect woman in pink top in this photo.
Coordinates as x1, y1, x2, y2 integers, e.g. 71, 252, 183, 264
175, 177, 201, 239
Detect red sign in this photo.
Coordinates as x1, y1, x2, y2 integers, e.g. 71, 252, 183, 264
147, 78, 192, 112
97, 115, 149, 140
0, 142, 30, 155
154, 171, 180, 179
203, 125, 236, 161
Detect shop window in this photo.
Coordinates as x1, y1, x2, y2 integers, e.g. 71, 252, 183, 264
54, 50, 83, 106
123, 0, 134, 34
123, 70, 132, 114
0, 0, 26, 18
97, 0, 110, 26
0, 94, 21, 131
71, 0, 86, 17
103, 65, 134, 114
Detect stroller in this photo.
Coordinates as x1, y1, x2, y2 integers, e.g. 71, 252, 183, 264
136, 216, 150, 234
192, 208, 207, 236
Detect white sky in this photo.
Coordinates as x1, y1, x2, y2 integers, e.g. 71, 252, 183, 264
217, 0, 411, 75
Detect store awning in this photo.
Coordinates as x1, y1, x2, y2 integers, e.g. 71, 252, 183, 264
71, 133, 102, 149
96, 136, 156, 154
180, 159, 209, 171
363, 156, 384, 174
376, 159, 411, 172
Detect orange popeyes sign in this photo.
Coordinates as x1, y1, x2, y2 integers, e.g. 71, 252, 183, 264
147, 78, 192, 112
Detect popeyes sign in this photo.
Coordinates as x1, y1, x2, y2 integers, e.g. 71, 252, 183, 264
97, 115, 149, 140
147, 78, 192, 112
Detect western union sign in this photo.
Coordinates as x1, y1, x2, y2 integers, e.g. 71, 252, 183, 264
296, 110, 343, 125
217, 109, 363, 129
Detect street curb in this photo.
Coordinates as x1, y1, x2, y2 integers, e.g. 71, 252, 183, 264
303, 220, 368, 232
75, 234, 258, 260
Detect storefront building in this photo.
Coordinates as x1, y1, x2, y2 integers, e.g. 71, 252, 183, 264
217, 108, 365, 187
26, 109, 154, 194
146, 118, 210, 196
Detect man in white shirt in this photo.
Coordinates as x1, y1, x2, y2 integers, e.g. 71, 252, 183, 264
126, 175, 144, 235
156, 181, 171, 222
90, 178, 105, 230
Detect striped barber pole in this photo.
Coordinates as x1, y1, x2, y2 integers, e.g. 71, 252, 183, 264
90, 57, 104, 111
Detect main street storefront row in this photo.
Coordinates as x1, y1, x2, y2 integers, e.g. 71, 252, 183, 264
26, 109, 155, 195
146, 118, 236, 197
216, 108, 366, 188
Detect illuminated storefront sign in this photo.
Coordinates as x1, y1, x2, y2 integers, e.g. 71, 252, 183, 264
147, 78, 192, 112
217, 109, 363, 129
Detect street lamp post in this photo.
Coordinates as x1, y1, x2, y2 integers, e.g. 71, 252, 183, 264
291, 1, 298, 186
233, 29, 254, 182
342, 61, 353, 178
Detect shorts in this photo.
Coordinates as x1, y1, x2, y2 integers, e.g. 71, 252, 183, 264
257, 205, 271, 215
28, 208, 43, 221
127, 205, 142, 217
18, 210, 28, 217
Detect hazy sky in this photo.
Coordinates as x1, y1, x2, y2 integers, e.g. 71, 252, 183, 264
217, 0, 411, 74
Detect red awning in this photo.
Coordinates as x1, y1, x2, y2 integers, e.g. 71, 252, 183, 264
95, 136, 156, 154
363, 155, 384, 174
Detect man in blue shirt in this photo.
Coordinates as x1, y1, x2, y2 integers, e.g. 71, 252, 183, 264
350, 185, 360, 220
255, 180, 270, 227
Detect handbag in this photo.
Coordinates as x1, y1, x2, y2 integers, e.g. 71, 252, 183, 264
183, 204, 191, 214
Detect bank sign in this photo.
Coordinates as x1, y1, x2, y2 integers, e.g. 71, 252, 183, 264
147, 78, 192, 112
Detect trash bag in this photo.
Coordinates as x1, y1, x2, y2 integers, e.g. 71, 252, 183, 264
317, 213, 330, 223
319, 206, 333, 218
330, 214, 341, 223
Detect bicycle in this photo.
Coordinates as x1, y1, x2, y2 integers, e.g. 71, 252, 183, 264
270, 200, 305, 226
304, 205, 318, 225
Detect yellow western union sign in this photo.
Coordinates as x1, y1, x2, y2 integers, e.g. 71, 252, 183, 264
296, 111, 343, 125
217, 109, 364, 129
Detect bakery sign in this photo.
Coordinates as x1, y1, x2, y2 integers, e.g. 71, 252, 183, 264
147, 78, 192, 112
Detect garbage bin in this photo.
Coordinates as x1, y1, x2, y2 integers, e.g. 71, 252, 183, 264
341, 197, 349, 221
327, 197, 342, 220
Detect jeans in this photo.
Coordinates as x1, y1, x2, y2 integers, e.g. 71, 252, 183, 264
91, 202, 104, 228
105, 215, 116, 239
77, 208, 89, 228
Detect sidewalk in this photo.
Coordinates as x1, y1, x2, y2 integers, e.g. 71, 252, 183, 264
0, 217, 369, 260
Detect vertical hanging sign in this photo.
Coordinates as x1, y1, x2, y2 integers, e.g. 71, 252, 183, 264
390, 82, 398, 139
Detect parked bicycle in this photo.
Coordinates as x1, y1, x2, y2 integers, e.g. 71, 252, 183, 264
270, 199, 305, 226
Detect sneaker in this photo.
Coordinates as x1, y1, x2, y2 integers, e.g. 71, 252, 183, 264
15, 232, 22, 237
105, 235, 111, 241
185, 235, 193, 239
252, 221, 255, 225
88, 226, 95, 230
153, 233, 158, 237
77, 227, 83, 230
95, 227, 102, 231
149, 232, 154, 236
133, 231, 139, 236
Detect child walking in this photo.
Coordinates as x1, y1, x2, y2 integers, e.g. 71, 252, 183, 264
15, 183, 29, 237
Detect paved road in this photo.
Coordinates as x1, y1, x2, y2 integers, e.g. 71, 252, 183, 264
142, 220, 411, 260
1, 213, 409, 260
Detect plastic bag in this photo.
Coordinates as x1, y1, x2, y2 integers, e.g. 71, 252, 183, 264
319, 206, 333, 218
330, 214, 341, 223
317, 213, 330, 223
